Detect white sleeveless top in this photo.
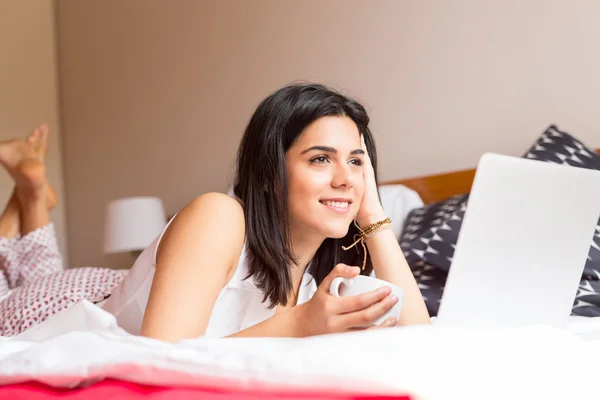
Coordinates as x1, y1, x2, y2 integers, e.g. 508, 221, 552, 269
100, 216, 320, 338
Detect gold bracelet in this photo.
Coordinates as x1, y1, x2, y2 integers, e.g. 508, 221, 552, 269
341, 217, 392, 270
361, 217, 392, 235
365, 223, 391, 239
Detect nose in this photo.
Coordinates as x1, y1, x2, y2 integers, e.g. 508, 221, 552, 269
331, 163, 354, 188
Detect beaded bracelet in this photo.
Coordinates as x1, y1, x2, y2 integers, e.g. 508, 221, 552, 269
341, 217, 392, 270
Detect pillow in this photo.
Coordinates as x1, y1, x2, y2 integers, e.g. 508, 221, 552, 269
399, 194, 468, 272
523, 125, 600, 169
378, 184, 424, 240
0, 267, 127, 336
522, 125, 600, 280
400, 125, 600, 280
411, 261, 448, 316
572, 278, 600, 317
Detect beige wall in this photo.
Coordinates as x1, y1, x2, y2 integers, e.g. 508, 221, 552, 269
0, 0, 68, 263
56, 0, 600, 268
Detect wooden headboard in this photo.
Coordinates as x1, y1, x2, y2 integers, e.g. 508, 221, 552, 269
382, 149, 600, 205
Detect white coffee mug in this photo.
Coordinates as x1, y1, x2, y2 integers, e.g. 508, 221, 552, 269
329, 275, 404, 327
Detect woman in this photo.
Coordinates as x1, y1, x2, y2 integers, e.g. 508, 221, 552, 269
101, 83, 430, 341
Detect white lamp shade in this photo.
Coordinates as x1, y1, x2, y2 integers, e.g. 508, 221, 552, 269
104, 196, 167, 254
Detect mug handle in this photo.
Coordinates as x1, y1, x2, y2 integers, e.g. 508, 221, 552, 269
330, 276, 350, 297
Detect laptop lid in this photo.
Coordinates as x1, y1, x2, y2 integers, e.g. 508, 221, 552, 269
436, 153, 600, 328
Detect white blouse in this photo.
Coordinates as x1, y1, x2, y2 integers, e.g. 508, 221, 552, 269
100, 217, 320, 337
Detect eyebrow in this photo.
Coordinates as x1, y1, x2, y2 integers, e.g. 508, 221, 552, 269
300, 146, 365, 155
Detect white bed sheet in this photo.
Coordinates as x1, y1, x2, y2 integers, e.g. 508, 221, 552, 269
1, 300, 599, 400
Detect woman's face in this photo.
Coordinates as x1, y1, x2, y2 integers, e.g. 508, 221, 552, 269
285, 116, 366, 240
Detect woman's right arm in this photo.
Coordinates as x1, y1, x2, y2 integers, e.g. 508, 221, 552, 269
140, 192, 246, 342
228, 263, 399, 338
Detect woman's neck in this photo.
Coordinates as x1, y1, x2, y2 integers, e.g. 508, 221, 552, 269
289, 228, 324, 295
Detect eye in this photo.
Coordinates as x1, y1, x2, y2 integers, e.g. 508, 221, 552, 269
309, 155, 329, 164
349, 158, 363, 166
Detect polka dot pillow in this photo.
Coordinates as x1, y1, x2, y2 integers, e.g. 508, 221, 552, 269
0, 267, 127, 336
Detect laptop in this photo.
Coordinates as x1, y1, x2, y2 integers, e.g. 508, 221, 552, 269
436, 153, 600, 328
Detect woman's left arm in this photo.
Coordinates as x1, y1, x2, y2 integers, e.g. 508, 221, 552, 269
357, 212, 431, 326
356, 136, 431, 326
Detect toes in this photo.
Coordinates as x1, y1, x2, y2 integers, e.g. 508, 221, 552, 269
38, 124, 49, 152
27, 129, 40, 145
39, 124, 49, 138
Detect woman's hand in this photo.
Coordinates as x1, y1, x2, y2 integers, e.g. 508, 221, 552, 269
356, 135, 386, 227
294, 263, 399, 336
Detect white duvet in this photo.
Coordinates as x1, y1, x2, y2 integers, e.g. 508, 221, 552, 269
1, 301, 599, 400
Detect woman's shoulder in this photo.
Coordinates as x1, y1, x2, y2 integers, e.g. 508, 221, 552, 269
186, 192, 244, 218
157, 192, 246, 270
180, 192, 245, 238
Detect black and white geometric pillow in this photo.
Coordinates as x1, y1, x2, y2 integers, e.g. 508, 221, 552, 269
411, 261, 447, 316
399, 194, 468, 272
572, 278, 600, 317
522, 125, 600, 280
523, 125, 600, 169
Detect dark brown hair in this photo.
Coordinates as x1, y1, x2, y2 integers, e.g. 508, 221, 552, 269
233, 83, 379, 307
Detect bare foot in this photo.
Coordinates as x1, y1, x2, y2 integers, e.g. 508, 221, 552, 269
0, 139, 46, 201
26, 124, 57, 210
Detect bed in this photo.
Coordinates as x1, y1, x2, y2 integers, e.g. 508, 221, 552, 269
2, 125, 600, 400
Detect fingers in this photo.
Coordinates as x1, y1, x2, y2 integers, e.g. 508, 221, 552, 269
332, 285, 391, 314
339, 293, 399, 328
346, 317, 398, 332
321, 263, 360, 290
360, 135, 371, 159
367, 317, 398, 330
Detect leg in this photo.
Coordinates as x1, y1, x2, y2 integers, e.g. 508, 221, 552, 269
0, 125, 56, 238
25, 124, 57, 211
0, 125, 58, 294
6, 177, 62, 288
0, 189, 20, 239
0, 125, 52, 235
18, 185, 50, 236
0, 125, 62, 289
0, 190, 20, 296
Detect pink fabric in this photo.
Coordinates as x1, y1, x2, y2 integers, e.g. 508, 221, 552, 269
0, 379, 413, 400
0, 224, 62, 296
0, 224, 127, 336
0, 236, 17, 296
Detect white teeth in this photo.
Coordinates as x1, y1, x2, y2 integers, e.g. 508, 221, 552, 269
322, 200, 349, 209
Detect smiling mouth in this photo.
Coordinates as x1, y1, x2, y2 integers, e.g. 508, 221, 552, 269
319, 200, 351, 213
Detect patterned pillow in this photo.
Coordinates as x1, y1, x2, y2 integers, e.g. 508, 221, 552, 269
400, 194, 468, 272
523, 125, 600, 169
573, 278, 600, 317
523, 125, 600, 280
411, 261, 448, 316
0, 267, 127, 336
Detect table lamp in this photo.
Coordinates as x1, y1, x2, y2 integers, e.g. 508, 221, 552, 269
103, 196, 167, 257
